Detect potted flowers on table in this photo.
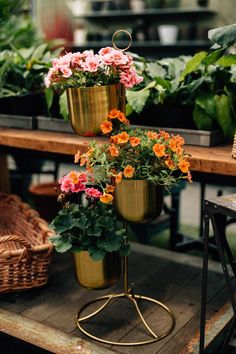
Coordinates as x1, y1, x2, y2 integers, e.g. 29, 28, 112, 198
49, 170, 130, 290
45, 46, 143, 136
75, 109, 192, 223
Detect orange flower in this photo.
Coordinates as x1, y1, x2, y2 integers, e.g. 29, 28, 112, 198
146, 131, 158, 140
115, 172, 123, 184
165, 158, 175, 170
100, 121, 113, 134
153, 143, 165, 157
117, 111, 126, 123
130, 136, 140, 147
110, 135, 119, 144
108, 144, 119, 157
158, 130, 170, 140
108, 109, 120, 119
105, 184, 115, 193
178, 159, 190, 173
80, 156, 87, 166
100, 193, 113, 204
116, 132, 130, 144
124, 165, 135, 178
86, 148, 94, 157
69, 171, 79, 184
74, 149, 81, 163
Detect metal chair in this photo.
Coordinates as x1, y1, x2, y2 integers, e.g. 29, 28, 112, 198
199, 194, 236, 353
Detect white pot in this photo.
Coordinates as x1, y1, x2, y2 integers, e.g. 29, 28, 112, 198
158, 25, 178, 44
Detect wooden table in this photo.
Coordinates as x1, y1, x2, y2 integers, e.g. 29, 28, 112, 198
0, 243, 233, 354
0, 128, 236, 176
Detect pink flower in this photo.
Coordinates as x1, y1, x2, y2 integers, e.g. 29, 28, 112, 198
81, 54, 100, 72
52, 52, 72, 68
71, 52, 83, 68
78, 172, 88, 183
98, 47, 113, 56
120, 68, 143, 88
85, 188, 102, 198
72, 181, 86, 193
59, 176, 74, 193
59, 65, 73, 78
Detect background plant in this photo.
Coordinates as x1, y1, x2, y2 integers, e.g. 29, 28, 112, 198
127, 24, 236, 138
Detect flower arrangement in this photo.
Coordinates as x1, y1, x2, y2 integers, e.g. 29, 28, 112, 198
74, 109, 192, 203
45, 47, 143, 89
49, 171, 130, 260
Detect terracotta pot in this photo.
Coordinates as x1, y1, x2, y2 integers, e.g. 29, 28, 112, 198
73, 251, 121, 289
66, 83, 125, 136
114, 180, 164, 223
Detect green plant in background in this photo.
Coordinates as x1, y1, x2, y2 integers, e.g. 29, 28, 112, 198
127, 24, 236, 138
0, 0, 39, 50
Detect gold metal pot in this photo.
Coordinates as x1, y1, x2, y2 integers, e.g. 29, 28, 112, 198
73, 251, 121, 289
66, 83, 125, 136
114, 180, 163, 223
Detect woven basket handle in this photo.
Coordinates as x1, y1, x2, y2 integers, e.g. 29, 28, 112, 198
0, 235, 32, 262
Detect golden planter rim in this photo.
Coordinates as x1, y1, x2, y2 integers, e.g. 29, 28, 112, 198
66, 83, 123, 90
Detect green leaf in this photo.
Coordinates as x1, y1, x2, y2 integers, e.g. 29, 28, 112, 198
126, 89, 150, 114
76, 216, 90, 230
55, 241, 72, 253
180, 51, 207, 82
31, 43, 48, 60
147, 62, 167, 79
125, 103, 133, 116
216, 54, 236, 67
208, 24, 236, 48
193, 105, 214, 131
88, 247, 105, 261
51, 214, 76, 233
119, 243, 131, 257
44, 88, 54, 112
59, 91, 69, 121
87, 225, 102, 237
195, 93, 217, 117
97, 233, 121, 252
203, 48, 226, 66
214, 94, 236, 137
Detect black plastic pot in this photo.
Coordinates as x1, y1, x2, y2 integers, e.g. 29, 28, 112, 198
0, 93, 47, 116
129, 103, 197, 130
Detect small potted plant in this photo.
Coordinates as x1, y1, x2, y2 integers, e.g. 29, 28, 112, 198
49, 170, 130, 290
45, 45, 143, 136
75, 109, 192, 223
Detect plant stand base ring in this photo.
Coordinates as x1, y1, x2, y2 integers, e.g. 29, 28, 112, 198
76, 292, 175, 346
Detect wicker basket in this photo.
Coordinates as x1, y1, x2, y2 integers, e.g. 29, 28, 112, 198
232, 133, 236, 159
0, 193, 54, 294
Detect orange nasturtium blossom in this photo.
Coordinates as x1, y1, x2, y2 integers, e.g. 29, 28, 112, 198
165, 158, 175, 170
100, 193, 113, 204
115, 171, 123, 184
116, 132, 130, 144
100, 120, 113, 134
80, 156, 87, 166
124, 165, 135, 178
105, 184, 115, 193
129, 136, 141, 147
178, 159, 190, 173
146, 131, 158, 140
108, 144, 119, 157
108, 108, 120, 119
69, 171, 79, 184
153, 143, 166, 157
74, 149, 81, 163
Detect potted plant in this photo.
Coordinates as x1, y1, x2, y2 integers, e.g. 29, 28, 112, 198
45, 46, 143, 136
126, 24, 236, 140
75, 109, 192, 223
49, 170, 130, 289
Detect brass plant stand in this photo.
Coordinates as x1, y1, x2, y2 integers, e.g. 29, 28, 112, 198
76, 238, 175, 346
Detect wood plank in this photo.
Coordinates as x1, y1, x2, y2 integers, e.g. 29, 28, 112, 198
0, 128, 236, 176
0, 308, 116, 354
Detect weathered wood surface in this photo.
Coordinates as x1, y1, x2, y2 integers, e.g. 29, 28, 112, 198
0, 243, 232, 353
0, 128, 235, 176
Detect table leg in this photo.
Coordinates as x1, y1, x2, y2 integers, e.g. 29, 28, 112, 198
0, 153, 10, 193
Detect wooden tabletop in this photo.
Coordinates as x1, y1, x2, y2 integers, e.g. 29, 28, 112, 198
0, 128, 235, 176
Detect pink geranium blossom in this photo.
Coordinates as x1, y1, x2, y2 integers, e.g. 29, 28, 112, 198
85, 188, 102, 199
45, 46, 143, 89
